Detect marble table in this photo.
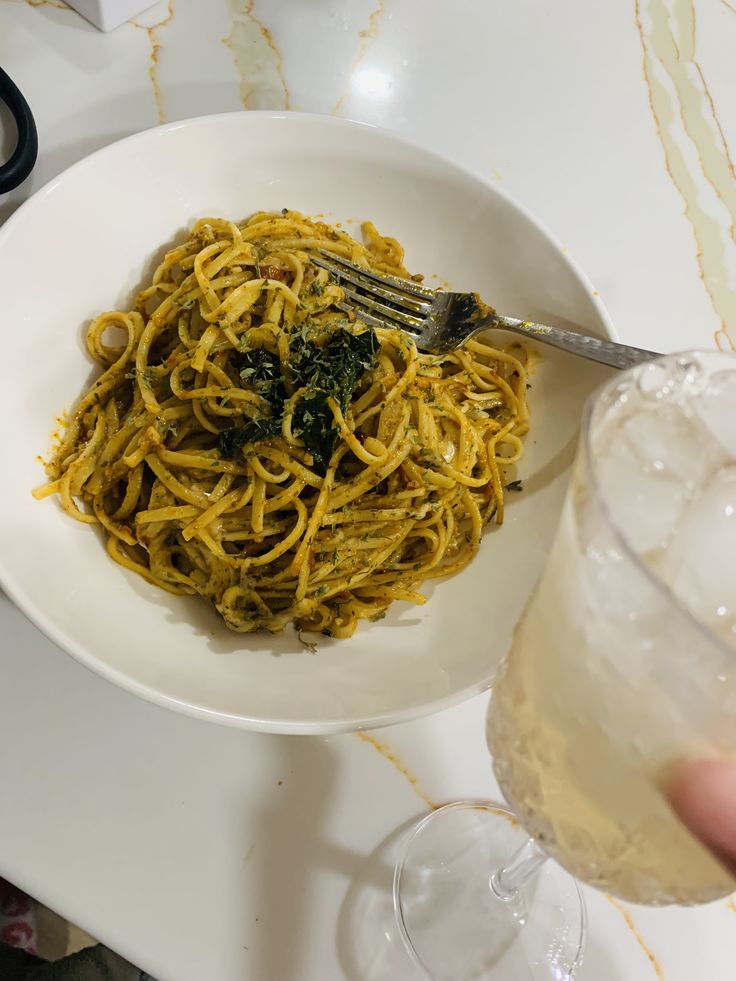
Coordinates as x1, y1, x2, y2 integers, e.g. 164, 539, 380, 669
0, 1, 734, 978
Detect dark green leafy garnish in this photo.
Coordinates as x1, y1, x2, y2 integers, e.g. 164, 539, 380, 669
289, 326, 378, 405
236, 349, 287, 412
218, 325, 378, 471
217, 350, 287, 457
292, 390, 333, 472
506, 480, 523, 492
288, 326, 379, 472
218, 418, 282, 458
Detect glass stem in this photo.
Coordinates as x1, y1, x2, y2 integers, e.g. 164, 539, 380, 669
490, 838, 547, 902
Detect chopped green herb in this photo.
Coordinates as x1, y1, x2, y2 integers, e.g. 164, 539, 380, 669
155, 419, 178, 438
297, 629, 318, 653
311, 280, 323, 296
217, 418, 281, 458
237, 349, 287, 413
506, 480, 523, 492
288, 325, 379, 472
124, 367, 157, 386
292, 390, 334, 471
219, 326, 378, 470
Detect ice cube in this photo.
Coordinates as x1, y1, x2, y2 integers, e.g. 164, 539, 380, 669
596, 402, 715, 553
695, 369, 736, 461
656, 465, 736, 647
620, 400, 721, 485
636, 356, 705, 402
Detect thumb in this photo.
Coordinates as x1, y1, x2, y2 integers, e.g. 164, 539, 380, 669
668, 758, 736, 876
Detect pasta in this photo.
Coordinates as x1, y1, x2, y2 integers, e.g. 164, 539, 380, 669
35, 211, 530, 638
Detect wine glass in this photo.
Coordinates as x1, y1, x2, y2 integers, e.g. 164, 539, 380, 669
394, 350, 736, 980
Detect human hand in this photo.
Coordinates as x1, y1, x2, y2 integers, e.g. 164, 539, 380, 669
669, 758, 736, 876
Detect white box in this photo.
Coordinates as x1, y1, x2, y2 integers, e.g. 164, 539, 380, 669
65, 0, 157, 32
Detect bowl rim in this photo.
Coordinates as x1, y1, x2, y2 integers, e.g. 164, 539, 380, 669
0, 110, 616, 732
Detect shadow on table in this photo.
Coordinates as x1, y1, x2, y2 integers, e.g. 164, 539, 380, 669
248, 736, 334, 981
244, 736, 426, 981
336, 817, 429, 981
243, 737, 342, 981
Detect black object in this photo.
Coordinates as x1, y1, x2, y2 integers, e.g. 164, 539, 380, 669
0, 67, 38, 193
0, 940, 157, 979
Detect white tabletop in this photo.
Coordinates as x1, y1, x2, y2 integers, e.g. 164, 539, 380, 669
1, 1, 735, 979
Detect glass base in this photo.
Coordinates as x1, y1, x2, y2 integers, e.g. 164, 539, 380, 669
393, 801, 586, 981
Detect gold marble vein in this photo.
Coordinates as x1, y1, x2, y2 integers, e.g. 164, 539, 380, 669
332, 0, 388, 115
8, 0, 71, 8
355, 732, 437, 809
636, 0, 736, 351
130, 0, 176, 125
607, 895, 666, 979
222, 0, 289, 111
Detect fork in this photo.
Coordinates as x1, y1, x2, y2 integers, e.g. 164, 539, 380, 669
312, 251, 659, 370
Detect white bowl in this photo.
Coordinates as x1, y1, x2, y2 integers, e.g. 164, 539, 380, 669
0, 112, 613, 733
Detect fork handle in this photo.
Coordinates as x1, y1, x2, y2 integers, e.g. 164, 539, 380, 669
479, 314, 659, 370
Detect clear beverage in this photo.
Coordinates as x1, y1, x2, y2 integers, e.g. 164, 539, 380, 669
488, 352, 736, 905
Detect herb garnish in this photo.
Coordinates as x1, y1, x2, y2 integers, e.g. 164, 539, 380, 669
288, 326, 378, 471
218, 418, 282, 458
218, 325, 378, 471
236, 349, 287, 411
506, 480, 523, 492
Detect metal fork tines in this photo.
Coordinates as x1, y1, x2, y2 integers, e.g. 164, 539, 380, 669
311, 251, 437, 336
312, 249, 660, 369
